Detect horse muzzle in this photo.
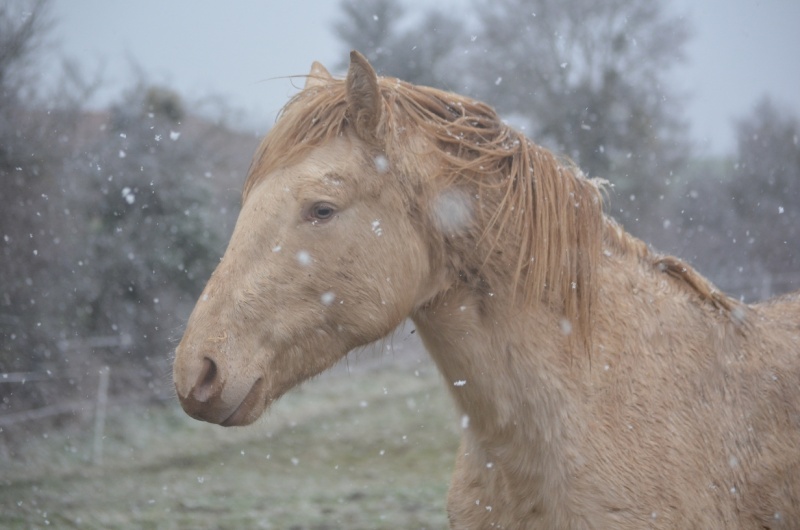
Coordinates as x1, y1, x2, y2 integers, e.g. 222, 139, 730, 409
174, 356, 268, 426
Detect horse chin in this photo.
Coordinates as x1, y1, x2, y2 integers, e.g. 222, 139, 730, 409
218, 377, 270, 427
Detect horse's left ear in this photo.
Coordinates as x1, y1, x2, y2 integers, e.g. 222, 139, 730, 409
305, 61, 332, 89
346, 50, 383, 143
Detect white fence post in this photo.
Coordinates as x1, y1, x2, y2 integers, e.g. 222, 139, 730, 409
92, 366, 110, 466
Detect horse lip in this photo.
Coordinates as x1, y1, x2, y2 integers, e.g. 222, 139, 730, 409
220, 377, 267, 427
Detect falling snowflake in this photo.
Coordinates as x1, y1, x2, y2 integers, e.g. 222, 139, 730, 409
296, 250, 311, 266
321, 292, 335, 305
121, 187, 135, 205
374, 155, 389, 173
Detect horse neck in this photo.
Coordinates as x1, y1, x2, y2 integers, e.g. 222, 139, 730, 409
411, 283, 586, 499
411, 212, 738, 437
410, 212, 747, 519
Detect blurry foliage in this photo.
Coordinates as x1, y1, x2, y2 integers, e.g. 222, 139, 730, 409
334, 0, 463, 89
649, 99, 800, 300
469, 0, 692, 207
0, 0, 50, 102
62, 81, 235, 388
730, 98, 800, 288
0, 0, 60, 369
0, 2, 252, 419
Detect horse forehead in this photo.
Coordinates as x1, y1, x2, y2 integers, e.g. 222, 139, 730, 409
277, 138, 361, 181
293, 137, 349, 166
274, 138, 385, 196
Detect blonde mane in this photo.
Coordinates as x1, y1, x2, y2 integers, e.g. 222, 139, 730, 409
244, 72, 736, 346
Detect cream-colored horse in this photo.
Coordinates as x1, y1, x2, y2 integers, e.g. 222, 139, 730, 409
173, 52, 800, 528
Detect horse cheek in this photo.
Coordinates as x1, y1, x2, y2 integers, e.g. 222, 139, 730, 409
327, 218, 422, 341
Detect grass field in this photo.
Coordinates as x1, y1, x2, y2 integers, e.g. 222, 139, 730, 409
0, 345, 460, 529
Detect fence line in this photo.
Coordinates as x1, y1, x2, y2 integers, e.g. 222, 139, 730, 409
0, 386, 173, 428
0, 371, 57, 384
0, 368, 108, 426
0, 398, 94, 427
1, 367, 113, 465
92, 367, 110, 466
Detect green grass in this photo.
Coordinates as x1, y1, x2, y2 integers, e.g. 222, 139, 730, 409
0, 355, 460, 529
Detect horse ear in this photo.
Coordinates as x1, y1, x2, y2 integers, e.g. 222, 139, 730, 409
305, 61, 332, 89
346, 50, 383, 142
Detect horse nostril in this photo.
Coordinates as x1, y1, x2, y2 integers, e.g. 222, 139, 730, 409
192, 357, 219, 402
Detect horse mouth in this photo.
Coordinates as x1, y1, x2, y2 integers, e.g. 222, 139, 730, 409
220, 377, 268, 427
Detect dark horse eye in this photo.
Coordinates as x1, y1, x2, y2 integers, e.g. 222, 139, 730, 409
309, 202, 336, 222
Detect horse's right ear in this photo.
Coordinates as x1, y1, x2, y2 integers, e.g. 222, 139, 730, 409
346, 50, 383, 143
305, 61, 332, 89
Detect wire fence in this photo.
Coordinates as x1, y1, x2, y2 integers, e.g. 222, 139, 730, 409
0, 366, 173, 465
0, 367, 110, 464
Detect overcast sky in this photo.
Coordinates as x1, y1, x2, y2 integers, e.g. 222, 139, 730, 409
45, 0, 800, 155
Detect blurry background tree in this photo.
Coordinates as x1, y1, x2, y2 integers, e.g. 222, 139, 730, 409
729, 98, 800, 294
649, 99, 800, 301
333, 0, 463, 88
57, 82, 240, 392
468, 0, 691, 200
0, 0, 64, 376
0, 0, 252, 420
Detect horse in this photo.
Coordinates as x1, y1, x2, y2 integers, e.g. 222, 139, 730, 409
173, 51, 800, 528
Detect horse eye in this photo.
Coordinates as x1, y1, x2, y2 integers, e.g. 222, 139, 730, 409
309, 202, 336, 222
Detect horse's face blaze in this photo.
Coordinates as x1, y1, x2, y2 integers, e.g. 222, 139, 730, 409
173, 136, 431, 426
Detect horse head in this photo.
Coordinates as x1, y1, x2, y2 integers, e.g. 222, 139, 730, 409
173, 52, 440, 426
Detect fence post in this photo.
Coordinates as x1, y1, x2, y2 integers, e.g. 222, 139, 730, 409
93, 366, 110, 466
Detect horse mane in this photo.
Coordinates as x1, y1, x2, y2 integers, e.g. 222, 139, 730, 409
244, 72, 740, 347
603, 216, 745, 320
